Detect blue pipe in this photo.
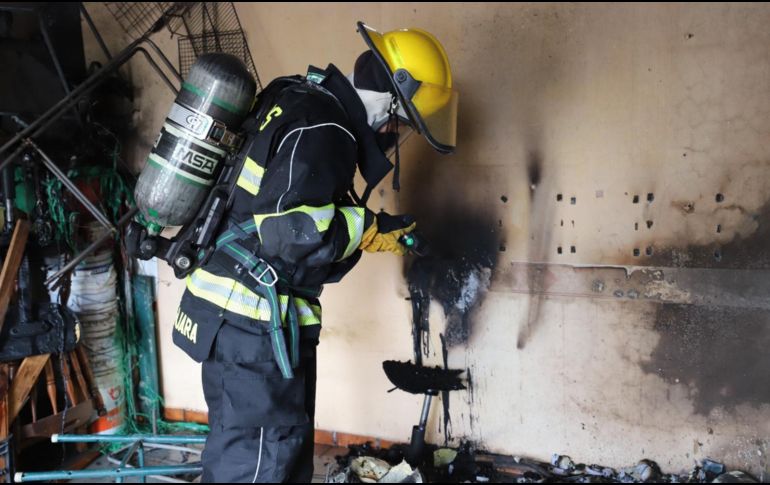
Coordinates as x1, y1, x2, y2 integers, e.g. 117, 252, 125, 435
52, 434, 206, 444
15, 464, 202, 482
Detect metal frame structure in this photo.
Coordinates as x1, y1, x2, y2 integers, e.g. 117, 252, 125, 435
3, 5, 208, 483
0, 5, 181, 287
14, 435, 205, 483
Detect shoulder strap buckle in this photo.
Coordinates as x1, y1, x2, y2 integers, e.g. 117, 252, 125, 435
249, 260, 278, 287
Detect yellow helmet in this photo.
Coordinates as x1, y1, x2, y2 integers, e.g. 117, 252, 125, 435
357, 21, 458, 154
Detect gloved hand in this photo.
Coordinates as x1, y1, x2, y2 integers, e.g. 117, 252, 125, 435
359, 212, 416, 256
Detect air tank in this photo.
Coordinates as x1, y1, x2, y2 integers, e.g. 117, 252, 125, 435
134, 53, 256, 235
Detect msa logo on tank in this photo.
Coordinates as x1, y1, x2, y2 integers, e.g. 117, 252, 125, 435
170, 144, 217, 175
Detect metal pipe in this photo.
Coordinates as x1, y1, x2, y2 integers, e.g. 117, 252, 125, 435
37, 11, 71, 96
0, 143, 25, 179
419, 393, 433, 427
135, 47, 180, 94
144, 38, 182, 82
144, 443, 203, 456
2, 162, 14, 230
134, 274, 161, 432
51, 434, 207, 445
0, 37, 145, 166
0, 41, 179, 176
0, 32, 149, 161
14, 464, 202, 482
27, 139, 114, 229
117, 441, 141, 484
44, 207, 137, 286
137, 443, 146, 484
80, 4, 112, 61
105, 457, 188, 484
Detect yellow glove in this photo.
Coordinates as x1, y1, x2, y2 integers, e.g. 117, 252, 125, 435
359, 213, 417, 256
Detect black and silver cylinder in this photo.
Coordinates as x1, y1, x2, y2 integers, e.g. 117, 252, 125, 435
134, 53, 256, 235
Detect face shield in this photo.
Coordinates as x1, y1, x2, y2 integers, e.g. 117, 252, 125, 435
357, 22, 458, 154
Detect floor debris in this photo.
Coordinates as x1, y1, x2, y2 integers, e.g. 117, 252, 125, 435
326, 443, 759, 483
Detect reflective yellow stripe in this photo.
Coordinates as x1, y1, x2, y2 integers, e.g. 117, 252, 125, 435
187, 269, 270, 320
337, 207, 366, 260
253, 204, 334, 234
295, 298, 322, 326
236, 157, 265, 195
187, 268, 321, 326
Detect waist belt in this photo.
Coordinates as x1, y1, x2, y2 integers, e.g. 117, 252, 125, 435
210, 242, 309, 379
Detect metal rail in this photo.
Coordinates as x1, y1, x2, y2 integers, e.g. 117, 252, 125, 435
15, 434, 206, 483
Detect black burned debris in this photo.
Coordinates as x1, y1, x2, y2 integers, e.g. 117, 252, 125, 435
328, 444, 757, 484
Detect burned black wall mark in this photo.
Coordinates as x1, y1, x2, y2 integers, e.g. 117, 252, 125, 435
527, 150, 542, 198
440, 334, 452, 445
401, 148, 502, 349
642, 201, 770, 269
642, 304, 770, 415
405, 206, 500, 347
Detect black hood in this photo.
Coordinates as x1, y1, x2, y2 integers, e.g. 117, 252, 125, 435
318, 63, 393, 196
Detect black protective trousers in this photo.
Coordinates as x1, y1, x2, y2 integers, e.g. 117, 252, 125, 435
200, 322, 318, 483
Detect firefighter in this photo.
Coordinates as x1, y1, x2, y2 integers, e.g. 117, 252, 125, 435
172, 22, 458, 482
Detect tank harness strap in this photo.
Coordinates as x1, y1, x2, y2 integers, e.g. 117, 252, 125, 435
209, 244, 297, 379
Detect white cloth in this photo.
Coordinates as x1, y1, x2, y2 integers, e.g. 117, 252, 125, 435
347, 73, 408, 130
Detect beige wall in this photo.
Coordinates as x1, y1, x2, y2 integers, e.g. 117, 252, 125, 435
86, 3, 770, 476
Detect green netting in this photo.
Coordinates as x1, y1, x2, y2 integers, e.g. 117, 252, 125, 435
43, 165, 135, 252
115, 294, 209, 439
40, 132, 207, 452
45, 164, 207, 453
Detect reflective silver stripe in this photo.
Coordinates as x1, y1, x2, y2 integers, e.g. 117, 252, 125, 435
294, 298, 321, 326
252, 427, 264, 483
237, 157, 265, 195
274, 123, 357, 212
276, 129, 303, 211
253, 204, 335, 235
187, 269, 271, 320
276, 123, 356, 154
187, 270, 321, 326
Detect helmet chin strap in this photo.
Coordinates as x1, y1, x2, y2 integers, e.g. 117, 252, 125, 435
390, 98, 401, 192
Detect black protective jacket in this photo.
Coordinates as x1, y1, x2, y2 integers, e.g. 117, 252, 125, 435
173, 64, 392, 361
